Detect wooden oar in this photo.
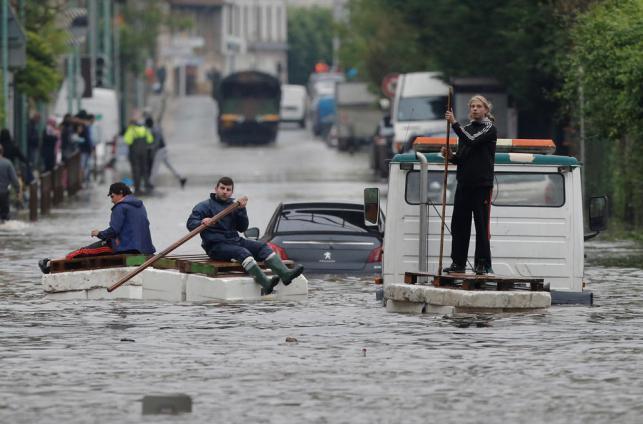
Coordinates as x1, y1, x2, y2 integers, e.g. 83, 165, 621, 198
436, 87, 453, 282
107, 201, 240, 292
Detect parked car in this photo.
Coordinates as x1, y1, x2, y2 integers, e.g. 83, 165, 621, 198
370, 115, 394, 178
280, 84, 307, 127
245, 202, 384, 275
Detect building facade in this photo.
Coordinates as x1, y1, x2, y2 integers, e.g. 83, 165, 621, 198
163, 0, 288, 96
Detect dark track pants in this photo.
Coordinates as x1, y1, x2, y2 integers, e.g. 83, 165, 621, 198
450, 185, 493, 268
0, 191, 9, 220
206, 238, 273, 263
128, 141, 151, 193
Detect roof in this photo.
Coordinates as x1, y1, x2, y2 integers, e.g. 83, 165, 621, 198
392, 152, 580, 167
282, 202, 362, 210
168, 0, 224, 7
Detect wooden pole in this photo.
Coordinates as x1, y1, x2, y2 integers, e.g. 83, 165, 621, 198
107, 201, 240, 292
436, 87, 453, 281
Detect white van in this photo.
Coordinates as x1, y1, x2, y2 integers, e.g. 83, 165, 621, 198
280, 84, 307, 127
365, 138, 608, 306
54, 82, 120, 172
391, 72, 450, 153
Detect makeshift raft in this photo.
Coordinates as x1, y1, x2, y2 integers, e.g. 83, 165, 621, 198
42, 254, 308, 301
384, 271, 551, 314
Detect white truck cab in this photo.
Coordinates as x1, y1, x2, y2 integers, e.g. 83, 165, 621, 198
366, 138, 607, 305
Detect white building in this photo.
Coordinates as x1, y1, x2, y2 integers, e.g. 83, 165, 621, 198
162, 0, 288, 96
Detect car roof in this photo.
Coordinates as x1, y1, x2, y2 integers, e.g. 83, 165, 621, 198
281, 202, 363, 211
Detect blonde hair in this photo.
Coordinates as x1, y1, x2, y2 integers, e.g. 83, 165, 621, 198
469, 95, 495, 122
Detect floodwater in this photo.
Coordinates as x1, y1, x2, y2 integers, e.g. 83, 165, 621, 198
1, 97, 642, 423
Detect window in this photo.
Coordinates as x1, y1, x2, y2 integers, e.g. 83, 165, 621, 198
227, 5, 234, 35
244, 6, 249, 39
276, 209, 371, 233
405, 171, 565, 207
266, 6, 272, 41
397, 96, 448, 121
276, 6, 282, 41
255, 5, 262, 41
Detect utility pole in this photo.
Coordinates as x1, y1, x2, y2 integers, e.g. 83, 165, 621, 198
88, 0, 97, 87
18, 0, 27, 161
578, 66, 586, 201
102, 0, 111, 87
1, 0, 8, 128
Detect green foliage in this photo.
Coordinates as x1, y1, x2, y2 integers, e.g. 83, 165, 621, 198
119, 1, 165, 76
562, 0, 643, 228
340, 0, 568, 112
287, 6, 333, 85
338, 0, 426, 91
12, 1, 68, 102
14, 31, 64, 101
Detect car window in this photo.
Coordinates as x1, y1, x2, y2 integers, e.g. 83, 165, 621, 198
405, 171, 565, 207
397, 96, 448, 121
276, 209, 371, 233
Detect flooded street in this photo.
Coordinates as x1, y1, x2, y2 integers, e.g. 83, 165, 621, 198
1, 97, 642, 423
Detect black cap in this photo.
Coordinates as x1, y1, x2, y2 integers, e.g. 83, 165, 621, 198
107, 182, 132, 197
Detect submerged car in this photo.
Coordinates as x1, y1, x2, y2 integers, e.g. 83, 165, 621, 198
245, 202, 384, 275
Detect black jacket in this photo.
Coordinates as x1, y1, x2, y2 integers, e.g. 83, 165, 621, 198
186, 194, 248, 251
449, 118, 497, 187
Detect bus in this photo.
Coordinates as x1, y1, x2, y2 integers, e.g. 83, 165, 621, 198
216, 71, 281, 144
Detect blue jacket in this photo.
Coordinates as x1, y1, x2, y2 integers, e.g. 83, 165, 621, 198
98, 195, 156, 254
186, 194, 248, 251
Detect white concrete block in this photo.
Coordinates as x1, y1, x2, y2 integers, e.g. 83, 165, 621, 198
142, 269, 187, 301
274, 275, 308, 298
385, 299, 425, 314
43, 267, 142, 292
45, 290, 88, 300
424, 304, 455, 315
185, 274, 262, 301
384, 283, 551, 312
87, 285, 143, 300
185, 273, 309, 302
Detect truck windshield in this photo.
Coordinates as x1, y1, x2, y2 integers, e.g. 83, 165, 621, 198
405, 171, 565, 207
397, 96, 448, 121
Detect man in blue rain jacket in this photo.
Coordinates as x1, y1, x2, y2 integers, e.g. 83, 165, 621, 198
187, 176, 303, 295
38, 182, 155, 273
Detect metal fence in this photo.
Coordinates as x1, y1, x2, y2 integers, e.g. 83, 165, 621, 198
28, 152, 83, 221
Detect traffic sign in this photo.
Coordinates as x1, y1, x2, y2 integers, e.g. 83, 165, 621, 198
381, 73, 399, 98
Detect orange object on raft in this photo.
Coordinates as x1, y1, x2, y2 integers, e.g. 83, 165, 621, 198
413, 137, 556, 154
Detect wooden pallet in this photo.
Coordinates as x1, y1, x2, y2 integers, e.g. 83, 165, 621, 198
404, 271, 545, 291
49, 254, 148, 273
49, 253, 293, 278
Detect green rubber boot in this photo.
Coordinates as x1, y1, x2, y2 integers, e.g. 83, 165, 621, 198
243, 257, 279, 295
265, 253, 304, 286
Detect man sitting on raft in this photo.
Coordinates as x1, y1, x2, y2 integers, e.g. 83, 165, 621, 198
38, 182, 156, 274
186, 176, 304, 295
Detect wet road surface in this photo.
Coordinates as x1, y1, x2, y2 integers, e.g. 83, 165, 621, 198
1, 96, 642, 423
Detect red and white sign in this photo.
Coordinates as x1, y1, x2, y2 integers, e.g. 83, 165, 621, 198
381, 73, 399, 98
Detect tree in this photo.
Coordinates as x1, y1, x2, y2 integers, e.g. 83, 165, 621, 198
13, 1, 68, 102
561, 0, 643, 230
287, 6, 333, 85
338, 0, 426, 92
119, 0, 165, 76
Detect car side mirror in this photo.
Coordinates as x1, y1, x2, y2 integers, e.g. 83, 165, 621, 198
364, 187, 380, 226
244, 227, 260, 240
588, 195, 608, 232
